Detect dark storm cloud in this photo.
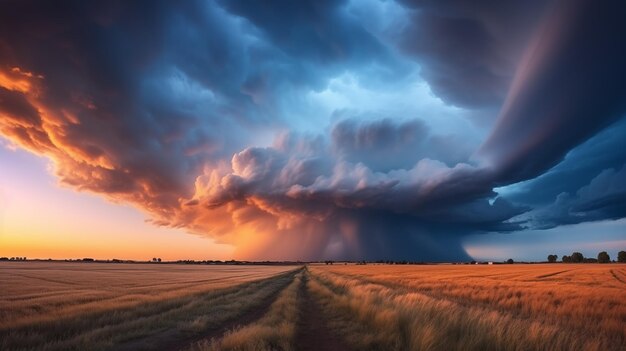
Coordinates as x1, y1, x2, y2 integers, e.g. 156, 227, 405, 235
472, 0, 626, 233
476, 0, 626, 185
502, 118, 626, 207
2, 0, 401, 214
1, 0, 625, 260
396, 0, 550, 109
0, 0, 255, 215
218, 0, 385, 65
331, 118, 473, 171
529, 165, 626, 229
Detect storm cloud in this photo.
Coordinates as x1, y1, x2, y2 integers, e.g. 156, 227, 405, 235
476, 0, 626, 184
529, 165, 626, 229
1, 0, 625, 260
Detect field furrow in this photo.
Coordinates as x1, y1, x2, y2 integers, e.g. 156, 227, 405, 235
0, 263, 300, 351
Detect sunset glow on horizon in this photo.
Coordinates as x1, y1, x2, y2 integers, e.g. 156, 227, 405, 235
1, 0, 625, 262
0, 145, 234, 261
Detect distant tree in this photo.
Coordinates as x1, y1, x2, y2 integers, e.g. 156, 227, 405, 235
597, 251, 610, 263
562, 255, 571, 263
571, 252, 584, 263
617, 251, 626, 263
152, 257, 157, 262
157, 258, 162, 263
506, 258, 514, 264
547, 254, 557, 263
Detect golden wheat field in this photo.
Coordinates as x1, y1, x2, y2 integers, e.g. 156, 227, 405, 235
0, 262, 299, 351
1, 262, 625, 351
309, 264, 626, 351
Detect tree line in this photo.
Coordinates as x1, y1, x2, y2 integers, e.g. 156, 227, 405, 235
547, 251, 626, 263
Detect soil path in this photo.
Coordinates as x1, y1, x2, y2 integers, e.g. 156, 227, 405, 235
294, 270, 353, 351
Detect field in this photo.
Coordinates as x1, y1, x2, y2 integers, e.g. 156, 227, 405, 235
0, 262, 298, 351
309, 264, 626, 351
1, 262, 625, 350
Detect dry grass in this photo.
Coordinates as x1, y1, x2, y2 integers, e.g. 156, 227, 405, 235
190, 270, 304, 351
0, 262, 294, 329
2, 262, 624, 350
0, 262, 300, 351
309, 264, 626, 351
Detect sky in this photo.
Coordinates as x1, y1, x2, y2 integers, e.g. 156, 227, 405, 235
0, 0, 625, 261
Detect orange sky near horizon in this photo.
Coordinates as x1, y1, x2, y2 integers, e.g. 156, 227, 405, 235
0, 143, 234, 261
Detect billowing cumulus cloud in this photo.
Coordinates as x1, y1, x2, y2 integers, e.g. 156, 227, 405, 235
331, 118, 473, 170
1, 0, 625, 260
